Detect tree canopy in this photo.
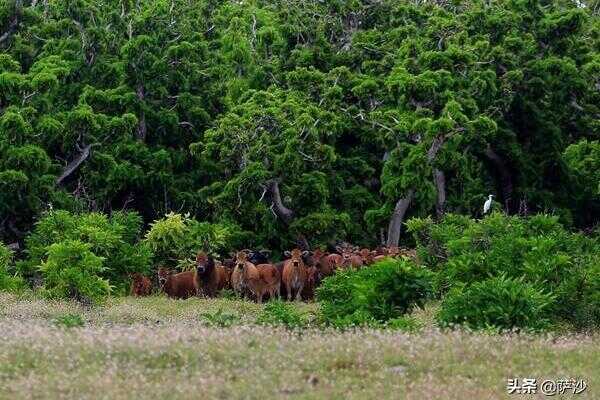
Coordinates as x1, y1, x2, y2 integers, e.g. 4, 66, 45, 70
1, 0, 598, 251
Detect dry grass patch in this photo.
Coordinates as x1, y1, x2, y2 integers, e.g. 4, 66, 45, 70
0, 293, 597, 399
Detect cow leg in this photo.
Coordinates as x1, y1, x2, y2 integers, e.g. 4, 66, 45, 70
286, 283, 293, 301
295, 285, 303, 301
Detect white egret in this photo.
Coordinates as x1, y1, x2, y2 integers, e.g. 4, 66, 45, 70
483, 194, 494, 214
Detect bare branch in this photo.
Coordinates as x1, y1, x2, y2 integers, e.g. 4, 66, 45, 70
56, 144, 95, 185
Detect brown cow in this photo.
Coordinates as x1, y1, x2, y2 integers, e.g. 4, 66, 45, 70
130, 273, 152, 296
215, 261, 232, 291
255, 263, 281, 302
282, 249, 308, 301
325, 252, 343, 271
157, 267, 198, 299
359, 248, 374, 266
231, 251, 261, 301
195, 251, 219, 297
313, 249, 342, 278
341, 250, 363, 269
387, 246, 400, 257
301, 265, 319, 301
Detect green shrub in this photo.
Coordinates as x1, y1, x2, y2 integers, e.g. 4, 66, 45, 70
256, 300, 306, 329
52, 313, 85, 328
386, 316, 423, 332
316, 258, 433, 328
38, 240, 111, 303
144, 212, 245, 268
408, 213, 600, 328
199, 309, 240, 327
0, 243, 26, 292
437, 275, 555, 331
18, 210, 151, 293
570, 261, 600, 329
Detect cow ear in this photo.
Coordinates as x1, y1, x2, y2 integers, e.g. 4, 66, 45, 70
260, 250, 271, 257
284, 251, 291, 257
301, 250, 309, 257
335, 246, 343, 253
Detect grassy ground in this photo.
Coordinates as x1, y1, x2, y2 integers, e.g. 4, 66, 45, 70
0, 293, 598, 400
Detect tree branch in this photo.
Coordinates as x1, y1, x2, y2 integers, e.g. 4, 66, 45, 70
56, 144, 94, 185
434, 168, 446, 218
0, 20, 18, 45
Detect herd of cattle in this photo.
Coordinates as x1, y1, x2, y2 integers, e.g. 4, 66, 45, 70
130, 245, 416, 302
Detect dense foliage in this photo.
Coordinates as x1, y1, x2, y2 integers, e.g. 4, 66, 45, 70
0, 0, 598, 252
38, 239, 111, 303
408, 213, 600, 329
144, 212, 247, 269
316, 258, 433, 327
0, 242, 25, 291
437, 275, 555, 330
18, 210, 151, 292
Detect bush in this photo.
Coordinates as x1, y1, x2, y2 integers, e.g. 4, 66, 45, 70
386, 316, 423, 332
199, 309, 240, 328
256, 300, 306, 329
0, 243, 26, 292
38, 240, 111, 303
144, 212, 245, 269
316, 258, 433, 328
18, 210, 151, 293
571, 261, 600, 329
408, 213, 600, 328
437, 275, 555, 331
52, 313, 85, 328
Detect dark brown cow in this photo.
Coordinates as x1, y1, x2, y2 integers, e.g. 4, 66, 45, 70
301, 265, 319, 301
195, 251, 219, 297
215, 262, 232, 291
157, 267, 198, 299
130, 273, 152, 296
282, 249, 308, 301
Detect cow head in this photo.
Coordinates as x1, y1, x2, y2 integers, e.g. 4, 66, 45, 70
195, 251, 215, 276
341, 250, 352, 262
245, 249, 271, 265
284, 248, 308, 268
359, 248, 372, 264
235, 251, 248, 269
157, 267, 171, 289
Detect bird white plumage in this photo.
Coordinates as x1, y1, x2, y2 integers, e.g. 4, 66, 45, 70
483, 194, 494, 214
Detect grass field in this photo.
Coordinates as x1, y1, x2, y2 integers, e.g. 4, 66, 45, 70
0, 293, 598, 400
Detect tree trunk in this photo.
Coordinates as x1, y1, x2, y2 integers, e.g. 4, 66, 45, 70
265, 179, 294, 224
263, 178, 310, 248
386, 189, 415, 247
484, 145, 513, 212
136, 84, 147, 141
385, 135, 447, 247
0, 1, 21, 46
434, 168, 446, 218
